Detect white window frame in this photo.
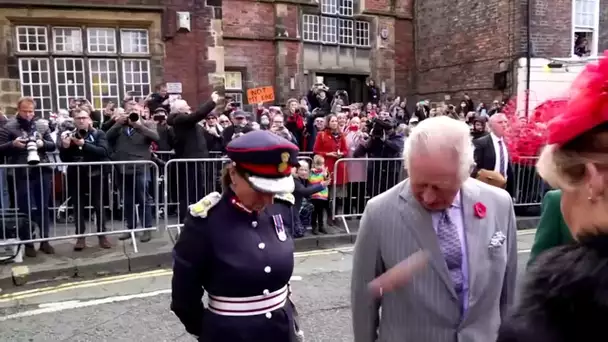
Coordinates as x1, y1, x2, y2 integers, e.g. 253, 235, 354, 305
224, 71, 243, 91
321, 17, 338, 44
120, 29, 150, 55
52, 27, 83, 54
87, 27, 117, 54
225, 93, 243, 105
122, 59, 151, 101
15, 25, 151, 113
53, 57, 87, 110
338, 19, 354, 45
15, 26, 48, 53
339, 0, 354, 16
89, 59, 120, 110
302, 14, 320, 42
18, 58, 53, 117
321, 0, 338, 15
572, 0, 600, 57
355, 20, 370, 47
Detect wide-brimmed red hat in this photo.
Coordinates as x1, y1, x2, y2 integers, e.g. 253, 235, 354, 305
547, 51, 608, 146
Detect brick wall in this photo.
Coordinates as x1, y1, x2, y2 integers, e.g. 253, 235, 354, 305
415, 0, 517, 105
528, 0, 571, 58
0, 0, 221, 113
599, 1, 608, 52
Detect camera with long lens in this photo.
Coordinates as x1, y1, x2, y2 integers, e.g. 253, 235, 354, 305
25, 134, 40, 165
128, 112, 140, 122
73, 128, 88, 140
153, 109, 167, 122
366, 117, 393, 139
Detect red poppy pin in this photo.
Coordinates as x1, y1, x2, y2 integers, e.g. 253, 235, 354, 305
474, 202, 486, 219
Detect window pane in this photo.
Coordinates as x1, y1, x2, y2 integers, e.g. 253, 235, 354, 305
355, 21, 370, 47
574, 0, 598, 28
19, 58, 52, 116
16, 26, 48, 53
224, 72, 243, 90
225, 93, 243, 105
89, 59, 120, 109
321, 17, 338, 43
54, 58, 86, 110
339, 19, 354, 45
53, 27, 83, 53
120, 29, 149, 54
321, 0, 338, 14
87, 28, 117, 53
339, 0, 354, 16
303, 15, 320, 42
122, 59, 151, 101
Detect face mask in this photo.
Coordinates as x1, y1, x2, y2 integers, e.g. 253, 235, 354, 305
261, 119, 270, 125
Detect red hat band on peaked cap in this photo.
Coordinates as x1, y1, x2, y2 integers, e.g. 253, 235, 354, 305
548, 50, 608, 146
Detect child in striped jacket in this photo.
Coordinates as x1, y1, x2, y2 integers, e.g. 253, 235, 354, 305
309, 155, 331, 235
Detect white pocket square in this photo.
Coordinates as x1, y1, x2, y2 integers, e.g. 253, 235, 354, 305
489, 231, 506, 248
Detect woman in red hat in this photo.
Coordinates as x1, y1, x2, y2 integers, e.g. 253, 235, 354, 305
497, 52, 608, 341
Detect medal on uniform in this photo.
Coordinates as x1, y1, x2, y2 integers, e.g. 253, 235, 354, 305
272, 214, 287, 241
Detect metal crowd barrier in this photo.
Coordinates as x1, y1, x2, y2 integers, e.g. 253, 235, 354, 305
331, 158, 405, 233
162, 155, 314, 241
0, 160, 160, 254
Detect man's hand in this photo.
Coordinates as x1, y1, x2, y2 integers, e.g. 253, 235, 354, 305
61, 135, 72, 148
211, 91, 219, 103
12, 138, 26, 149
72, 137, 85, 146
368, 250, 429, 298
131, 118, 144, 129
116, 115, 128, 125
326, 152, 338, 157
36, 139, 44, 148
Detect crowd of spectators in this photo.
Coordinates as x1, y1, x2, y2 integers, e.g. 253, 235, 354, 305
0, 80, 506, 257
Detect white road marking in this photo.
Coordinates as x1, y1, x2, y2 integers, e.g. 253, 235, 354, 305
290, 276, 303, 281
0, 289, 171, 321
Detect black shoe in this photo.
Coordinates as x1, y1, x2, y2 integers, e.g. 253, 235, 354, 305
311, 226, 319, 235
140, 231, 152, 243
318, 226, 328, 235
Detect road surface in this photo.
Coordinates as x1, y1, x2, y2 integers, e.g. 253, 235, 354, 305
0, 231, 535, 342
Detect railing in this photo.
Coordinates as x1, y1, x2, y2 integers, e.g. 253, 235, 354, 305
0, 160, 160, 254
331, 158, 405, 233
0, 154, 546, 259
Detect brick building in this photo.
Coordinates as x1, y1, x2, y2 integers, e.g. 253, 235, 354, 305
0, 0, 605, 115
415, 0, 608, 109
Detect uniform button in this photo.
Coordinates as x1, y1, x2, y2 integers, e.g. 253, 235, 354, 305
258, 242, 265, 250
263, 289, 270, 295
265, 312, 272, 319
264, 266, 271, 273
252, 221, 258, 228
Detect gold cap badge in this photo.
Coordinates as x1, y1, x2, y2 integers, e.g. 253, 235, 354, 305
277, 152, 290, 173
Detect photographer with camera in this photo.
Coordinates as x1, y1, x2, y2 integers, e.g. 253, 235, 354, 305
59, 109, 110, 251
167, 93, 218, 222
0, 97, 56, 257
354, 117, 404, 195
221, 110, 254, 150
106, 105, 159, 243
306, 83, 333, 113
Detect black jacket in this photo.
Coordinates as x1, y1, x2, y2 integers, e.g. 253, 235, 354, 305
59, 128, 110, 176
472, 134, 515, 196
0, 118, 55, 172
167, 100, 216, 158
292, 177, 324, 214
497, 234, 608, 342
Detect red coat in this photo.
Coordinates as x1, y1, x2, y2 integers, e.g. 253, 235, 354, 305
313, 130, 349, 185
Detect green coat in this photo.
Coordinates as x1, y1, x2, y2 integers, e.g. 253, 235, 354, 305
528, 190, 574, 266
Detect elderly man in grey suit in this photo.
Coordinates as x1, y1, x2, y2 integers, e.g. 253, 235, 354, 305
351, 116, 517, 342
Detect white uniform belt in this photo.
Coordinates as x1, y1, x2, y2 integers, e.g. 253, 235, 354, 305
208, 285, 288, 316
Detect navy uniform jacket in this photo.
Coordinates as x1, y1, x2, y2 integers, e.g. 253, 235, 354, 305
171, 189, 296, 342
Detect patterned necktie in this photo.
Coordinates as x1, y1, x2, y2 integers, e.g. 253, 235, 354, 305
437, 210, 463, 296
498, 139, 506, 177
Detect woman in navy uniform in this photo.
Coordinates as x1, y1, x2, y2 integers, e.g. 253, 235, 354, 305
171, 130, 301, 342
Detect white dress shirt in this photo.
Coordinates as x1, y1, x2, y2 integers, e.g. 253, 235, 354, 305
490, 133, 508, 178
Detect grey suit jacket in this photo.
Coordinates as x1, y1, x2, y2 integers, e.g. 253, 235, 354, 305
351, 178, 517, 342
